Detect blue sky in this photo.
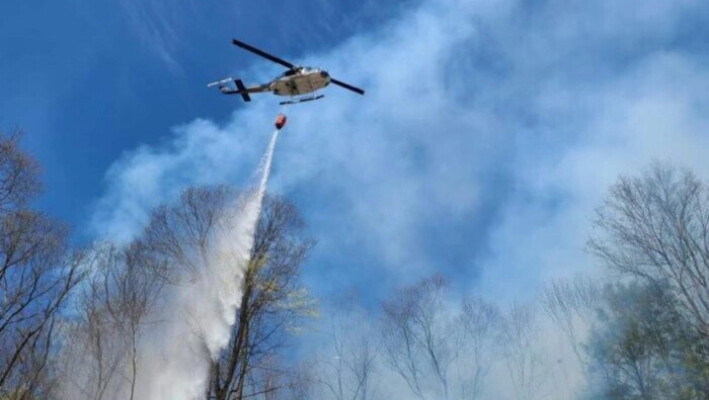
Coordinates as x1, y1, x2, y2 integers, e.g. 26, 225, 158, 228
0, 0, 415, 224
3, 0, 709, 308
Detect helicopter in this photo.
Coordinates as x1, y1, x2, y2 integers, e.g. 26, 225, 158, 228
208, 39, 365, 105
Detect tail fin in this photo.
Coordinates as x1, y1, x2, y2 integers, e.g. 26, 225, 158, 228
234, 79, 251, 102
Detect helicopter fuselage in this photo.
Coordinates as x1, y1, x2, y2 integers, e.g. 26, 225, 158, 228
269, 67, 330, 96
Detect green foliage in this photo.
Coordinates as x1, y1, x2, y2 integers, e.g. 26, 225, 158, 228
586, 282, 709, 399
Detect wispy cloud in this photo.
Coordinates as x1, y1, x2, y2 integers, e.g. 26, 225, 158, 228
117, 0, 194, 69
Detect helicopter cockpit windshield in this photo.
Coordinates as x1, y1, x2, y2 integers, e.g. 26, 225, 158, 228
275, 69, 298, 79
274, 67, 323, 80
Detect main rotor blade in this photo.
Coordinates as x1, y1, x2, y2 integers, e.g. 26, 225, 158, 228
232, 39, 295, 69
330, 78, 365, 95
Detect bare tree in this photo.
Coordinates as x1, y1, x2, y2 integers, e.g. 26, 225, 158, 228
269, 359, 316, 400
101, 242, 164, 400
140, 186, 228, 284
590, 163, 709, 337
540, 277, 599, 365
458, 297, 502, 400
343, 333, 377, 400
501, 303, 549, 400
58, 246, 134, 400
380, 275, 458, 400
0, 131, 82, 399
316, 297, 379, 400
0, 131, 40, 214
241, 354, 287, 400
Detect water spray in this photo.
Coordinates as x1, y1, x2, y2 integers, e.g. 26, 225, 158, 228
59, 118, 285, 400
136, 124, 281, 400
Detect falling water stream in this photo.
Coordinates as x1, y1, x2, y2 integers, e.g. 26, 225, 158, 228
141, 128, 281, 400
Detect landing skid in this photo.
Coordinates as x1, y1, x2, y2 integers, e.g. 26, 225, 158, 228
279, 94, 324, 105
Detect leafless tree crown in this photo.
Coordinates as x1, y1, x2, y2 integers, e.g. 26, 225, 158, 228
590, 163, 709, 336
0, 131, 82, 399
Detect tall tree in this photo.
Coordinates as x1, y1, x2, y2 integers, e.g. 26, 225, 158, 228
590, 163, 709, 337
316, 297, 379, 400
58, 239, 168, 400
209, 193, 316, 400
586, 282, 709, 399
0, 132, 82, 399
541, 277, 599, 365
133, 186, 314, 400
501, 303, 549, 400
458, 296, 502, 400
380, 275, 458, 400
